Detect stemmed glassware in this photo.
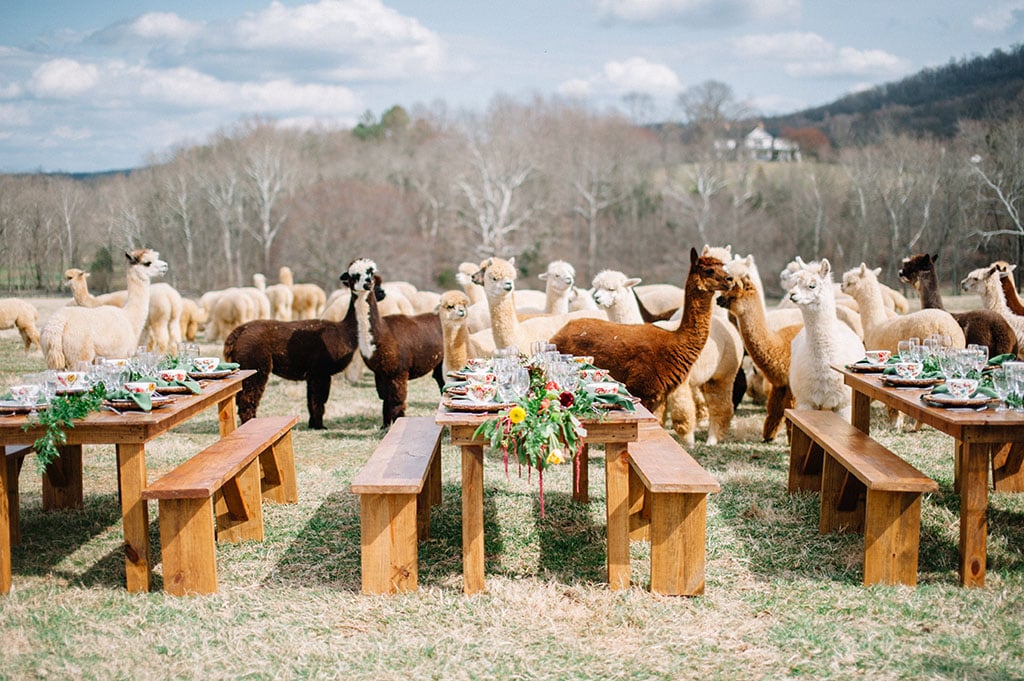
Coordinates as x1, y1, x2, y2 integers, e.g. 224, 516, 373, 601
991, 367, 1014, 411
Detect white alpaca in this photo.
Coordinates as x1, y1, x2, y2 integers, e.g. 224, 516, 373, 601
41, 250, 167, 369
841, 263, 965, 352
0, 298, 41, 351
961, 262, 1024, 349
787, 259, 865, 420
63, 267, 183, 353
204, 288, 257, 342
518, 260, 580, 316
255, 272, 294, 321
179, 298, 206, 342
437, 290, 471, 375
279, 266, 327, 319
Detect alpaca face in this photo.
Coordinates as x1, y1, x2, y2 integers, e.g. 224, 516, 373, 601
840, 264, 881, 298
437, 292, 469, 325
125, 249, 168, 279
539, 261, 575, 293
477, 258, 516, 301
340, 258, 378, 292
690, 254, 734, 294
960, 266, 993, 294
897, 253, 935, 286
590, 270, 640, 309
788, 268, 831, 308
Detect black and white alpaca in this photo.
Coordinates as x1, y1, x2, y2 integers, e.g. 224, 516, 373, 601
352, 259, 445, 428
224, 258, 384, 429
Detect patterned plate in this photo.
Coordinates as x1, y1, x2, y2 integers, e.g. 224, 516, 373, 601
442, 396, 512, 413
187, 369, 238, 380
104, 395, 175, 411
845, 362, 887, 373
921, 393, 997, 408
0, 400, 48, 414
882, 376, 942, 388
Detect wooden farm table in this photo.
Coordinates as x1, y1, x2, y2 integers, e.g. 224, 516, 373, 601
0, 370, 254, 593
435, 402, 657, 594
836, 365, 1024, 587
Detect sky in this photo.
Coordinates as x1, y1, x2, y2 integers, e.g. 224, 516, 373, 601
1, 0, 1023, 173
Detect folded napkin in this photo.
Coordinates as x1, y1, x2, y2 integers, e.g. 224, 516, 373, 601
987, 353, 1016, 367
217, 362, 240, 371
927, 384, 998, 399
592, 392, 636, 411
105, 389, 152, 411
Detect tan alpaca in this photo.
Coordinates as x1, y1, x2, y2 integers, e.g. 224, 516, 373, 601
437, 290, 471, 375
0, 298, 41, 351
279, 266, 326, 320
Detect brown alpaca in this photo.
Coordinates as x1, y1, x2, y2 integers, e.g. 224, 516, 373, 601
548, 248, 734, 419
993, 261, 1024, 316
716, 275, 800, 442
354, 267, 446, 428
898, 253, 1018, 358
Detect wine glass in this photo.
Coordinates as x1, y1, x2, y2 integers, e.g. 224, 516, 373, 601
991, 368, 1013, 411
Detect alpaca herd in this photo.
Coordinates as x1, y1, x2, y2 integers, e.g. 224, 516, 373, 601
7, 243, 1024, 443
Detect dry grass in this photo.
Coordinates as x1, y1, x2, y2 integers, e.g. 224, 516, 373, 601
2, 298, 1024, 680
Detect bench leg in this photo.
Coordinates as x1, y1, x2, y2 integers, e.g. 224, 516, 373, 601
992, 442, 1024, 492
788, 426, 823, 493
214, 460, 264, 543
259, 433, 299, 504
627, 465, 649, 541
863, 489, 923, 586
359, 492, 418, 594
43, 445, 83, 510
6, 454, 24, 546
0, 454, 10, 595
606, 442, 630, 590
428, 434, 442, 509
819, 453, 865, 534
649, 492, 708, 596
158, 497, 217, 595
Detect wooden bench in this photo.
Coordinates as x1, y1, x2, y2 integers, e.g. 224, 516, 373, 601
785, 408, 938, 586
141, 415, 299, 595
626, 422, 720, 596
350, 416, 443, 594
1, 444, 33, 595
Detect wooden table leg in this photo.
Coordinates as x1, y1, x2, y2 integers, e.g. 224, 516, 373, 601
42, 445, 84, 510
606, 442, 630, 590
572, 443, 589, 503
218, 397, 238, 436
117, 443, 151, 593
0, 451, 10, 595
959, 442, 988, 587
462, 443, 485, 595
851, 390, 871, 434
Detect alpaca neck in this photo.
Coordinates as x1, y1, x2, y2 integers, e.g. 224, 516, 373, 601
123, 268, 153, 337
488, 289, 522, 349
981, 276, 1012, 315
606, 293, 644, 324
354, 291, 377, 359
1000, 275, 1024, 315
671, 286, 714, 369
798, 290, 842, 367
848, 277, 887, 335
544, 286, 571, 315
914, 272, 944, 309
443, 322, 470, 372
731, 293, 791, 385
69, 278, 100, 307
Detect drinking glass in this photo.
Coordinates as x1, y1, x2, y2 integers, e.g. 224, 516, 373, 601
897, 339, 915, 361
1004, 362, 1024, 411
991, 368, 1013, 411
511, 368, 531, 399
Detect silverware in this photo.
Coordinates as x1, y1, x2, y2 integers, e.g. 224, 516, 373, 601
103, 404, 123, 415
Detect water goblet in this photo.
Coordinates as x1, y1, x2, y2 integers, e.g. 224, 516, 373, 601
511, 367, 531, 399
991, 368, 1013, 411
897, 340, 915, 361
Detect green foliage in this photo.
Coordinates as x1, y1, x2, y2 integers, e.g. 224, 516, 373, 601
25, 384, 106, 474
88, 247, 115, 293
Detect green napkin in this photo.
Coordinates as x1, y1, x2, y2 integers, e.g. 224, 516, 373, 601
152, 377, 202, 394
593, 392, 637, 411
105, 389, 152, 411
928, 384, 997, 399
216, 362, 240, 371
987, 353, 1016, 367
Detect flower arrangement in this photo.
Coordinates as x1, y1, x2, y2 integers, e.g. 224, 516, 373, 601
473, 357, 633, 516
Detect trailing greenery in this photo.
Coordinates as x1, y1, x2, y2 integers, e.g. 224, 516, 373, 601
24, 384, 106, 474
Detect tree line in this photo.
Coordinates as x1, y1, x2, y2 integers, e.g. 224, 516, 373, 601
1, 93, 1022, 301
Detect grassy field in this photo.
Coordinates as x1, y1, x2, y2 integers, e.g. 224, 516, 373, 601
1, 298, 1024, 680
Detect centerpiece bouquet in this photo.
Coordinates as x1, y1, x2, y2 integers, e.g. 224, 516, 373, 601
473, 350, 632, 516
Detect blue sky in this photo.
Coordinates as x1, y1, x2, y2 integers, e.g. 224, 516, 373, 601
1, 0, 1022, 173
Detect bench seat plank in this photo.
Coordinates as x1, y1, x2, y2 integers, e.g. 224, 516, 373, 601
142, 416, 298, 500
351, 418, 444, 495
629, 424, 720, 494
785, 409, 936, 493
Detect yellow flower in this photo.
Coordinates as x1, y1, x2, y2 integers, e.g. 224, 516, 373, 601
546, 448, 564, 465
508, 406, 527, 424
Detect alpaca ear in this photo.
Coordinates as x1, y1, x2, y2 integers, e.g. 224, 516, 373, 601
930, 254, 939, 264
538, 271, 549, 281
625, 277, 642, 289
872, 267, 882, 278
374, 286, 387, 302
690, 247, 698, 264
819, 259, 831, 277
508, 256, 516, 268
125, 250, 136, 265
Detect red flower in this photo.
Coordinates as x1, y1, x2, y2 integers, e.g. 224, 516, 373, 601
539, 398, 550, 411
559, 391, 574, 407
545, 380, 559, 391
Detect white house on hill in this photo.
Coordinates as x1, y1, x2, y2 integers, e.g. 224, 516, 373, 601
714, 123, 801, 162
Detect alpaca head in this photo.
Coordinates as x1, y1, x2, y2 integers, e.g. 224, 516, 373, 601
961, 264, 997, 294
687, 247, 734, 295
253, 273, 266, 290
715, 274, 758, 312
898, 253, 937, 287
63, 268, 88, 287
472, 257, 517, 302
787, 258, 834, 309
340, 258, 378, 293
125, 249, 168, 280
840, 263, 882, 299
993, 260, 1017, 279
778, 256, 808, 291
538, 260, 575, 293
436, 290, 470, 327
590, 269, 641, 310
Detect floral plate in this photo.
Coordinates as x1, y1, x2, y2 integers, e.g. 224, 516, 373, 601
920, 393, 997, 408
104, 395, 175, 411
442, 396, 513, 413
187, 369, 237, 380
0, 400, 48, 414
882, 375, 942, 388
845, 362, 887, 373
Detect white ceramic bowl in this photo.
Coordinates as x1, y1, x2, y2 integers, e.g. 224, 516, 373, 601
946, 377, 978, 399
193, 357, 221, 373
464, 370, 497, 385
55, 371, 82, 388
579, 368, 610, 383
585, 381, 619, 396
159, 368, 188, 383
124, 381, 156, 395
864, 349, 892, 365
466, 382, 498, 403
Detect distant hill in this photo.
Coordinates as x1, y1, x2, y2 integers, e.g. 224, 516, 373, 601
762, 43, 1024, 143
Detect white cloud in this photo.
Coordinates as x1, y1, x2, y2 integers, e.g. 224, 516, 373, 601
603, 57, 681, 94
128, 12, 204, 41
51, 125, 92, 141
558, 78, 593, 98
733, 32, 911, 79
598, 0, 800, 25
30, 59, 100, 98
238, 80, 360, 114
0, 103, 33, 126
972, 2, 1024, 31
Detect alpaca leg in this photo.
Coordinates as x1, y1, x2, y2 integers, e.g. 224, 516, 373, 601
703, 378, 734, 446
431, 363, 446, 393
344, 352, 365, 385
762, 385, 793, 442
235, 370, 269, 424
693, 385, 709, 428
306, 374, 332, 430
667, 385, 696, 446
384, 376, 409, 428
